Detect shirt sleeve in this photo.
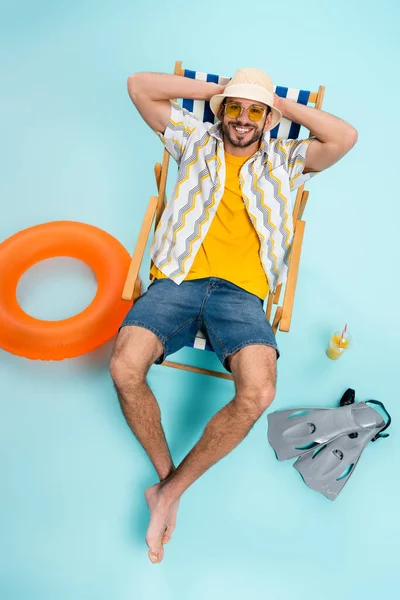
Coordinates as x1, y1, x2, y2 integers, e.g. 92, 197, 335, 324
281, 137, 317, 191
157, 101, 202, 165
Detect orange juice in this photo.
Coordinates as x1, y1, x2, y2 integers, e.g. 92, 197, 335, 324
326, 332, 350, 360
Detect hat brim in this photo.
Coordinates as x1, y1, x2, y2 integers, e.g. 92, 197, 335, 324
210, 88, 282, 130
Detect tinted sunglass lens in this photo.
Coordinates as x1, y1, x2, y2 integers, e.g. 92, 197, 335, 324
225, 103, 241, 118
248, 107, 264, 121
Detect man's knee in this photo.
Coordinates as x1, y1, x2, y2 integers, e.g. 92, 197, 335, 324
110, 351, 139, 391
230, 345, 276, 416
110, 326, 163, 389
236, 383, 276, 417
110, 352, 139, 393
258, 384, 276, 411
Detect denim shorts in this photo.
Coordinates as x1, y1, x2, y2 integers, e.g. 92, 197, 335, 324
119, 277, 279, 372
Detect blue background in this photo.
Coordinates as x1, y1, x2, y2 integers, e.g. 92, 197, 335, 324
1, 1, 399, 598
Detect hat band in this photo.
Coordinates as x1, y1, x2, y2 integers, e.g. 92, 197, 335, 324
221, 83, 274, 108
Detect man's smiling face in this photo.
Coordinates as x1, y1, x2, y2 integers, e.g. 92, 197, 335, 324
219, 97, 272, 149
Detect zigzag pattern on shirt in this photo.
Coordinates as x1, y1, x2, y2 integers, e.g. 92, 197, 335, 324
164, 107, 197, 163
272, 140, 288, 171
287, 139, 309, 170
239, 175, 271, 286
168, 124, 195, 142
246, 163, 280, 286
153, 113, 211, 264
166, 133, 194, 163
158, 140, 216, 271
266, 143, 293, 258
151, 213, 173, 263
169, 178, 217, 280
168, 150, 220, 278
173, 131, 210, 189
264, 164, 292, 268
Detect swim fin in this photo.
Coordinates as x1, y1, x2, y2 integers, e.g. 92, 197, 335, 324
267, 394, 391, 501
267, 400, 385, 461
294, 402, 389, 500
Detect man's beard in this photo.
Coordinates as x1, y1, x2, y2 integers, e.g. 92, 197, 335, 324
221, 121, 264, 148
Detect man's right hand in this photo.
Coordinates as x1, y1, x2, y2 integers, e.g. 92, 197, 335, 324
127, 72, 225, 134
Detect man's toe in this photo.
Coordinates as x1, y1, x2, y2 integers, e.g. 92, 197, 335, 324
148, 546, 164, 563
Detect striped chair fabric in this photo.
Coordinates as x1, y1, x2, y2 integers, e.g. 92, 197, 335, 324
179, 69, 311, 353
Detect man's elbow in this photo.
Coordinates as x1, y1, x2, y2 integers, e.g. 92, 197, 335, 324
343, 125, 358, 152
127, 72, 146, 99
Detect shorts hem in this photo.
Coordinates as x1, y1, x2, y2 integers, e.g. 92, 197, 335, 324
222, 340, 280, 372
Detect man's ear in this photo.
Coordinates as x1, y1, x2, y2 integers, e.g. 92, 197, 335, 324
218, 103, 225, 121
263, 110, 274, 131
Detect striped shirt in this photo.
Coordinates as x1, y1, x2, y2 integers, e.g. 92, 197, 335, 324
150, 102, 315, 292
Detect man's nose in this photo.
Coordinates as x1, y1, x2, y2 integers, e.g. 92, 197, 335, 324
236, 115, 253, 126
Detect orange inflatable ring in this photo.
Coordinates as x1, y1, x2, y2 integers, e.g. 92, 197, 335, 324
0, 221, 133, 360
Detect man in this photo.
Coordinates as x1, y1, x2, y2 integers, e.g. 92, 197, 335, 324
110, 68, 357, 563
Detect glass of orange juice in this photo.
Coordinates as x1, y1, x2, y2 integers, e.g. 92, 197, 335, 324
326, 329, 352, 360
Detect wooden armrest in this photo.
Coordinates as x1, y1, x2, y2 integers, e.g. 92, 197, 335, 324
280, 220, 306, 332
298, 190, 309, 221
122, 195, 159, 302
292, 185, 304, 224
154, 163, 162, 191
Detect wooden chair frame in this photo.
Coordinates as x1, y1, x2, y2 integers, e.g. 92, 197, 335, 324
122, 60, 325, 381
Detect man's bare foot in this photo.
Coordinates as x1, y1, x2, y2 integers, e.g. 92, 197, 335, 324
145, 483, 179, 563
161, 498, 180, 544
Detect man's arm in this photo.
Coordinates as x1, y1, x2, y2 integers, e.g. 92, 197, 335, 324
274, 95, 358, 173
127, 72, 225, 134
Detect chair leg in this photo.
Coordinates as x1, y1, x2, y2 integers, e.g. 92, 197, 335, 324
272, 307, 283, 335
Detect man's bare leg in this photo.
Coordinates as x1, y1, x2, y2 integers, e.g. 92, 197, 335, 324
110, 326, 180, 561
144, 344, 277, 563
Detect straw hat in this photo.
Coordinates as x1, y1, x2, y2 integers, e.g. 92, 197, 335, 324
210, 68, 282, 129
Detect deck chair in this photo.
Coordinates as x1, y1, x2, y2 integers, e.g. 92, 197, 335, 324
122, 60, 325, 381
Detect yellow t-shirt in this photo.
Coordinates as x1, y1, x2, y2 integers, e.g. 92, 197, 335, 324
151, 152, 269, 299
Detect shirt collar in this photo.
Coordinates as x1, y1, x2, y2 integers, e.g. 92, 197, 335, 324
208, 122, 223, 141
208, 122, 270, 160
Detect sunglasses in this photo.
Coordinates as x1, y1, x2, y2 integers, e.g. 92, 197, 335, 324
224, 101, 268, 122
